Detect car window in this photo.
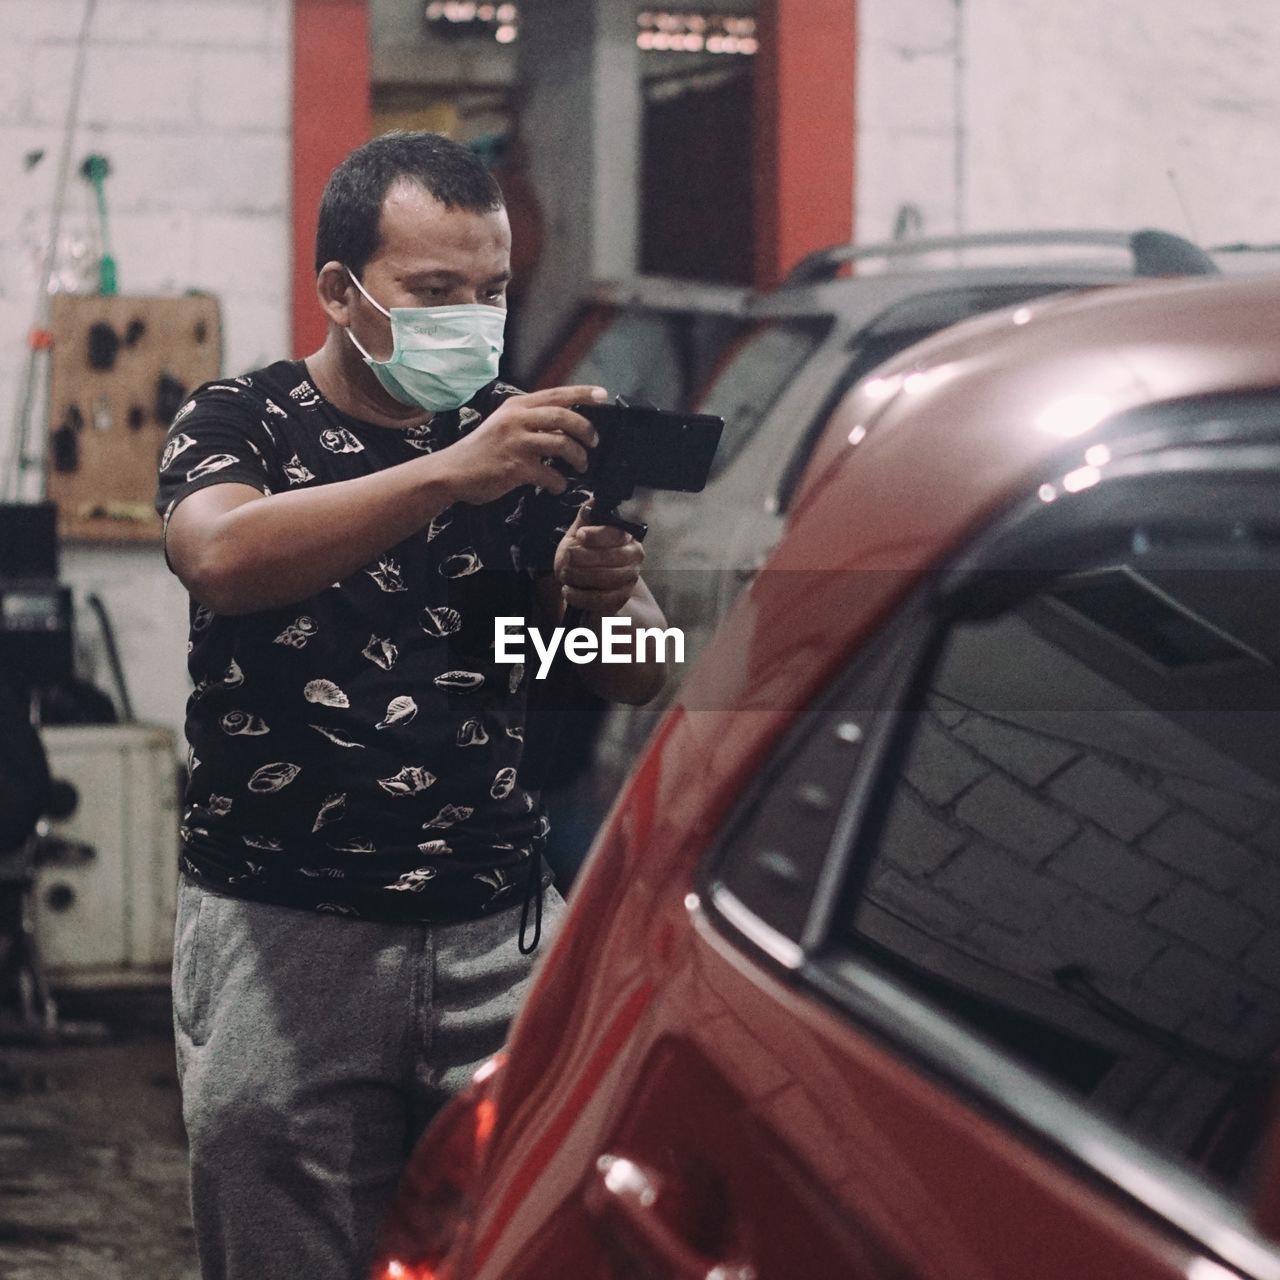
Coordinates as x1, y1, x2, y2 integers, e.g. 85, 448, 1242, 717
774, 283, 1092, 514
696, 318, 831, 481
842, 535, 1280, 1201
709, 613, 919, 950
560, 308, 744, 411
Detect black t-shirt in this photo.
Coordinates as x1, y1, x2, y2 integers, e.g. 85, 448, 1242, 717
155, 360, 588, 922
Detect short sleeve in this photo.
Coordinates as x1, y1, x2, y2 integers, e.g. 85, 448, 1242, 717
154, 384, 281, 532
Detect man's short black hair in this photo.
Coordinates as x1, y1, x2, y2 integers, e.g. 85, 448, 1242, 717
315, 131, 505, 277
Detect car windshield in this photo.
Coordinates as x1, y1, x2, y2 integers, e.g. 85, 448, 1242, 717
695, 318, 830, 479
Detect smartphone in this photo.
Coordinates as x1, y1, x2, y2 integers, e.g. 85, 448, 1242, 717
570, 402, 725, 494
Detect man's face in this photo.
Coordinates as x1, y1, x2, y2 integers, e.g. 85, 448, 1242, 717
351, 178, 513, 362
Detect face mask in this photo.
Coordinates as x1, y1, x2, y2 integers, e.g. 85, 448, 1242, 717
344, 268, 506, 412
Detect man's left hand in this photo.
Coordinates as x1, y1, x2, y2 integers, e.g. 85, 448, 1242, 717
553, 506, 644, 616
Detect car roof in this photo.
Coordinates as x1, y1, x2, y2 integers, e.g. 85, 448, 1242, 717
677, 276, 1280, 782
753, 228, 1220, 323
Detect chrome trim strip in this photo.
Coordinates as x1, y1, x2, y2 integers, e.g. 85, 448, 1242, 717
810, 958, 1280, 1280
708, 885, 804, 971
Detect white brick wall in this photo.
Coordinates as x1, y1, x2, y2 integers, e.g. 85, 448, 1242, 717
0, 0, 292, 749
857, 0, 1280, 248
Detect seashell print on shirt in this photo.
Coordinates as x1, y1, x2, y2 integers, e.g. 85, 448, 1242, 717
384, 867, 438, 892
288, 380, 321, 408
220, 710, 270, 737
328, 836, 376, 853
473, 865, 514, 894
440, 550, 483, 579
375, 696, 418, 730
247, 761, 301, 793
490, 767, 517, 800
304, 679, 349, 708
283, 454, 315, 485
242, 833, 284, 851
311, 793, 347, 832
367, 557, 407, 593
434, 670, 484, 691
456, 718, 489, 747
420, 606, 462, 638
186, 453, 240, 482
274, 616, 318, 648
309, 723, 364, 749
377, 766, 437, 796
404, 425, 435, 453
161, 433, 197, 470
319, 426, 364, 453
362, 635, 398, 670
422, 803, 474, 830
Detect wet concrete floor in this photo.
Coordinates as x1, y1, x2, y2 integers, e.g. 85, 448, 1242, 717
0, 989, 198, 1279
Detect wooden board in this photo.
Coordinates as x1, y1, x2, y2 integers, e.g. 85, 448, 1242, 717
46, 294, 222, 544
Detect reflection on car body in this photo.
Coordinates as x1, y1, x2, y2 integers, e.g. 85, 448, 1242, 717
373, 276, 1280, 1280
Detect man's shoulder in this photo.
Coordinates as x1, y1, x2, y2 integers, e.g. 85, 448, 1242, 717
185, 360, 309, 416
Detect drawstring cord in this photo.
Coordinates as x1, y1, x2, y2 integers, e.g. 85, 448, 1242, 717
517, 849, 543, 954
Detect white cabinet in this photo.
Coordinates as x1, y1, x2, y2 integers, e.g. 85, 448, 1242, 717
35, 724, 179, 980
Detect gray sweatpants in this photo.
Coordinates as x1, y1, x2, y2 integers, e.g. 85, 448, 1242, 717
171, 875, 565, 1280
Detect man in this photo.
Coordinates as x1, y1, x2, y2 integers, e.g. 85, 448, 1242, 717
156, 131, 666, 1280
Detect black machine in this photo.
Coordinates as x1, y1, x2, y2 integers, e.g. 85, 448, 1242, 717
0, 503, 86, 1040
0, 502, 74, 693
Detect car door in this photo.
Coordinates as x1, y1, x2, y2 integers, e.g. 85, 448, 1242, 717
563, 400, 1280, 1280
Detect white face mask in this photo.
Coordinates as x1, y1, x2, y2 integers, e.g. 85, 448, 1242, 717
345, 268, 506, 412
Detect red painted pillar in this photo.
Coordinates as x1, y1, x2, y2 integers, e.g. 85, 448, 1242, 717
291, 0, 371, 357
753, 0, 857, 288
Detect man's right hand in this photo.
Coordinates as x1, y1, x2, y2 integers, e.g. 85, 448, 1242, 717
441, 385, 607, 505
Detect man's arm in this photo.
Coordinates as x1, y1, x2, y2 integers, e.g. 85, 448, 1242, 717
166, 385, 604, 615
535, 513, 668, 706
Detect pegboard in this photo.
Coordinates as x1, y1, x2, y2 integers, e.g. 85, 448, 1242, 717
46, 293, 222, 544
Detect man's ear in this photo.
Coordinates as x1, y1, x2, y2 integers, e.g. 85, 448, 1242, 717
315, 261, 354, 326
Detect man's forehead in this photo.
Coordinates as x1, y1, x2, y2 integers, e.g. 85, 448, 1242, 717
377, 179, 510, 252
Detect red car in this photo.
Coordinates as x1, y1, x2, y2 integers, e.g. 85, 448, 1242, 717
374, 274, 1280, 1280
